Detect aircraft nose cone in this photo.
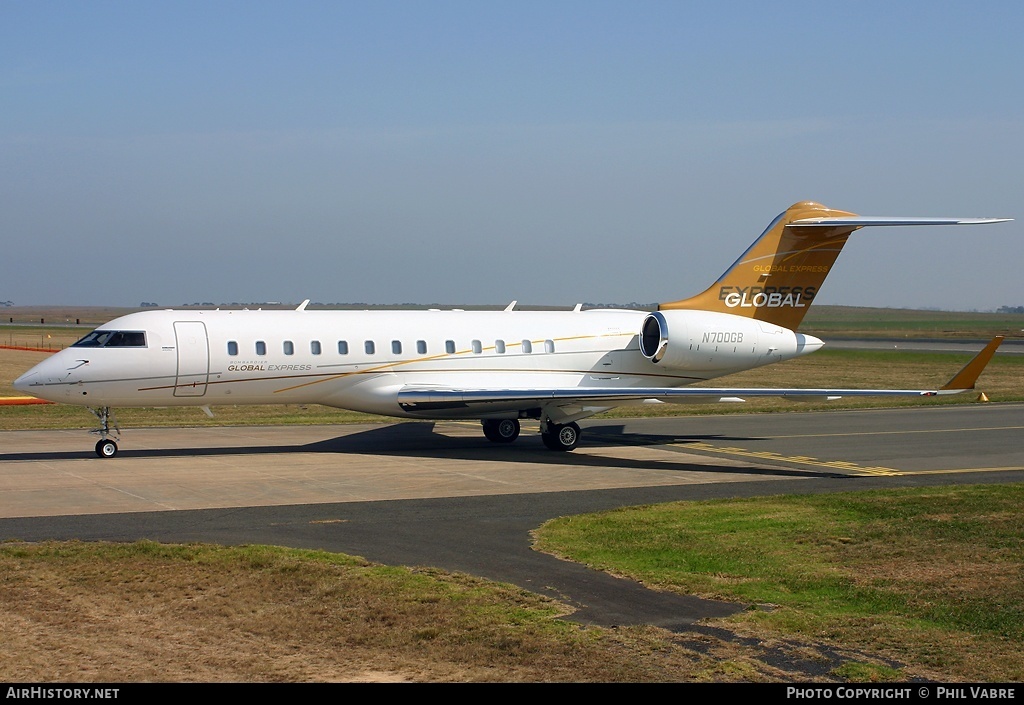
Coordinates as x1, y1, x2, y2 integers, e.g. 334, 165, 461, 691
12, 370, 37, 393
12, 356, 66, 400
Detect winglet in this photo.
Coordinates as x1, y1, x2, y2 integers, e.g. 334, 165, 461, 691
939, 336, 1004, 393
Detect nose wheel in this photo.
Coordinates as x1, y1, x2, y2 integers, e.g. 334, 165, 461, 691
95, 438, 119, 458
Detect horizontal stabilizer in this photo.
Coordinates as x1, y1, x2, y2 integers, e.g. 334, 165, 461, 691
791, 216, 1012, 227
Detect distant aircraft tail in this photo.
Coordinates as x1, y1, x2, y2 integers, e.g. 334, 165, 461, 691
660, 201, 1010, 330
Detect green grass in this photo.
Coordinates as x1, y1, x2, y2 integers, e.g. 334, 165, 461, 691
800, 305, 1024, 339
534, 484, 1024, 681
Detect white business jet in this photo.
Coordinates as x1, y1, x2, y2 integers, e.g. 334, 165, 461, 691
14, 201, 1010, 457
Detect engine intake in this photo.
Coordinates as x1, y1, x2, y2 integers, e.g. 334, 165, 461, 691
639, 311, 671, 362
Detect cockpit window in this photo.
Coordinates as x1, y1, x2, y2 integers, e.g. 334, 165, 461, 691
72, 331, 111, 347
105, 331, 147, 347
72, 330, 147, 348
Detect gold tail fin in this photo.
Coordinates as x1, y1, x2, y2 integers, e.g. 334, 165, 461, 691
661, 202, 1011, 330
660, 201, 860, 329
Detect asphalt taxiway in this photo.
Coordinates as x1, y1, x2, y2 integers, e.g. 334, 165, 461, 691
1, 404, 1022, 630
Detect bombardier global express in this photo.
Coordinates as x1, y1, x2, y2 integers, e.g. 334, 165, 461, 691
14, 201, 1010, 457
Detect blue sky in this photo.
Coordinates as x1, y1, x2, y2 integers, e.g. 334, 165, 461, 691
2, 1, 1021, 310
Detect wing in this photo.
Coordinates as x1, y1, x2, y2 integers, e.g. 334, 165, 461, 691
398, 337, 1003, 413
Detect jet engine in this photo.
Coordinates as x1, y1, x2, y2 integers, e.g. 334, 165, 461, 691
639, 309, 786, 371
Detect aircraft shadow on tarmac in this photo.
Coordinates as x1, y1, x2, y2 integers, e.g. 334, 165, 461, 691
1, 422, 850, 479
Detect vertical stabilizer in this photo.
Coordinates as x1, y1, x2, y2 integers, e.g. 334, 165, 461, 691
661, 201, 862, 329
660, 202, 1010, 329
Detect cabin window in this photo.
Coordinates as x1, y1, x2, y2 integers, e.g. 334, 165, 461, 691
417, 340, 427, 355
522, 339, 532, 353
544, 339, 555, 353
283, 340, 294, 355
471, 339, 482, 354
365, 340, 375, 355
495, 339, 506, 354
338, 340, 349, 355
256, 341, 267, 356
392, 340, 402, 355
227, 341, 238, 356
445, 340, 455, 354
311, 340, 321, 355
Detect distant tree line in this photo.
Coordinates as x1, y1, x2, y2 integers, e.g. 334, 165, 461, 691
0, 300, 12, 307
997, 305, 1024, 314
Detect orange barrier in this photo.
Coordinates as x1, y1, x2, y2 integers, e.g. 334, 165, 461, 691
0, 397, 53, 406
0, 345, 58, 353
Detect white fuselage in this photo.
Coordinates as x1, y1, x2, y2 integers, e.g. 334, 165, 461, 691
14, 307, 820, 419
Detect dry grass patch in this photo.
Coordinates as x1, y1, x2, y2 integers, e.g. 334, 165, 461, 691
0, 541, 810, 683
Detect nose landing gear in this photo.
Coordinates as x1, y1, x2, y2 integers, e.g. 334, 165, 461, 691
88, 406, 120, 458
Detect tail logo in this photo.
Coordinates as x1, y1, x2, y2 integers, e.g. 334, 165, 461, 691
719, 285, 817, 309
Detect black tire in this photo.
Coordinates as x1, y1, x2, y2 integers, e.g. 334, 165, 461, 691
541, 422, 580, 451
482, 419, 499, 441
95, 439, 118, 458
482, 418, 520, 443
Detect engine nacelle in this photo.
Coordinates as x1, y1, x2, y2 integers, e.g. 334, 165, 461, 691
639, 309, 818, 371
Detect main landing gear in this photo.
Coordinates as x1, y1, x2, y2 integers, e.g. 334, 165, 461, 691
541, 421, 580, 451
88, 406, 120, 458
482, 418, 520, 443
480, 418, 582, 451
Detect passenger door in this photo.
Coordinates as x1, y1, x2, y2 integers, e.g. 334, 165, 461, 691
173, 321, 209, 397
